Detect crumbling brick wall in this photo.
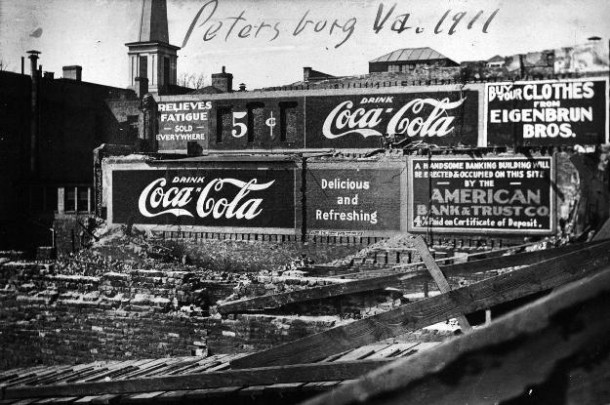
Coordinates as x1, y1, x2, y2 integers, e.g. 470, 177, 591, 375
0, 261, 354, 370
0, 262, 211, 370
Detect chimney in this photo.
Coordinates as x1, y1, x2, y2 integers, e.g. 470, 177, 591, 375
211, 66, 233, 93
27, 50, 41, 176
303, 67, 312, 82
135, 76, 149, 98
27, 50, 40, 78
44, 71, 54, 79
62, 65, 82, 81
238, 83, 246, 92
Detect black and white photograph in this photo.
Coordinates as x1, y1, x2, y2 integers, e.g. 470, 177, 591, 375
1, 0, 610, 403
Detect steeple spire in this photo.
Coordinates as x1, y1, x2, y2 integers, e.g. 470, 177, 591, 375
126, 0, 179, 94
138, 0, 169, 43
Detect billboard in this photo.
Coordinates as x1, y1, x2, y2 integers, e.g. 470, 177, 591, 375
112, 169, 294, 228
305, 91, 479, 148
156, 100, 212, 150
485, 79, 608, 146
554, 42, 610, 74
306, 168, 402, 234
408, 156, 555, 235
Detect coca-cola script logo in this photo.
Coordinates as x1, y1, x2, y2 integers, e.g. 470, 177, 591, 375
322, 97, 467, 139
137, 177, 275, 219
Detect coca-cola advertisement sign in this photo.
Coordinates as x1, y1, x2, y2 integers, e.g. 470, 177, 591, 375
305, 91, 478, 148
112, 169, 295, 228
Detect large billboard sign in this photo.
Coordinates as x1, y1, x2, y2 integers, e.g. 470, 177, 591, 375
485, 79, 608, 146
306, 168, 402, 234
305, 91, 479, 148
112, 169, 294, 228
408, 156, 555, 235
156, 100, 212, 150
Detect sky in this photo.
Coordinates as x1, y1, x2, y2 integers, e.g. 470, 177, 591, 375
1, 0, 609, 89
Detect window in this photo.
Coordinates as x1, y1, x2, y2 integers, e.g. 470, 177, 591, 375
78, 189, 89, 212
163, 57, 170, 85
279, 102, 298, 142
60, 186, 92, 213
216, 107, 232, 143
66, 188, 76, 212
139, 55, 148, 79
246, 103, 265, 144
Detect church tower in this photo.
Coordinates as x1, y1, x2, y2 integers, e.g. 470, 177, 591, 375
125, 0, 179, 94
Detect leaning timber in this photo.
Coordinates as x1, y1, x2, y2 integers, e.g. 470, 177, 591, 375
217, 239, 609, 315
230, 239, 610, 369
302, 263, 610, 405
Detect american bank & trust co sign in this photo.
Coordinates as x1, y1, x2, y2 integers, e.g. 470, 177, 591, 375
408, 156, 555, 235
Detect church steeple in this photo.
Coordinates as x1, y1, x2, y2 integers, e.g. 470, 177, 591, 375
126, 0, 179, 94
138, 0, 169, 43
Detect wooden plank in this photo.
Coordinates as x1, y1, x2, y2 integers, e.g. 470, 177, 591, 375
229, 240, 610, 369
216, 270, 424, 314
593, 217, 610, 241
412, 236, 471, 331
2, 360, 394, 399
263, 382, 305, 393
332, 347, 378, 362
440, 239, 608, 275
301, 381, 340, 392
89, 394, 120, 404
350, 344, 395, 360
217, 241, 602, 314
301, 265, 610, 405
366, 343, 419, 360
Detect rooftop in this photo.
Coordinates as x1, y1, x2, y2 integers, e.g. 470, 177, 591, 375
369, 47, 454, 63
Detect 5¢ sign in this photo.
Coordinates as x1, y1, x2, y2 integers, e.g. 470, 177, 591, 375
231, 112, 248, 138
230, 111, 278, 139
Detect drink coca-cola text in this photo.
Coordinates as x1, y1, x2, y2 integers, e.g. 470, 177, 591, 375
137, 177, 275, 220
322, 97, 467, 139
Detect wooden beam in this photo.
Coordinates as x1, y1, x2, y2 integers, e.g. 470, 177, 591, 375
412, 236, 471, 331
2, 360, 393, 400
593, 217, 610, 241
216, 270, 426, 314
217, 241, 604, 315
413, 239, 607, 276
229, 240, 610, 369
302, 265, 610, 405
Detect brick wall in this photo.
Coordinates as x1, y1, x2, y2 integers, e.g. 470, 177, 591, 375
206, 314, 347, 354
0, 260, 359, 370
0, 261, 210, 370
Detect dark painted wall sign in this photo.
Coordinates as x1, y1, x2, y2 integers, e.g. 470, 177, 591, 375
408, 156, 555, 235
112, 169, 294, 228
157, 100, 212, 150
486, 79, 608, 146
306, 168, 401, 232
305, 91, 478, 148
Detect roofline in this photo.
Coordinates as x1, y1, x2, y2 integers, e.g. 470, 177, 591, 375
125, 40, 180, 51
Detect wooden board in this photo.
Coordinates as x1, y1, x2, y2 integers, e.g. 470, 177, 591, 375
217, 241, 605, 314
412, 236, 471, 331
230, 240, 610, 369
2, 360, 394, 400
302, 265, 610, 405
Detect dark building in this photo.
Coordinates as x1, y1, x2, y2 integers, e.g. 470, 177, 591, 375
0, 52, 140, 251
